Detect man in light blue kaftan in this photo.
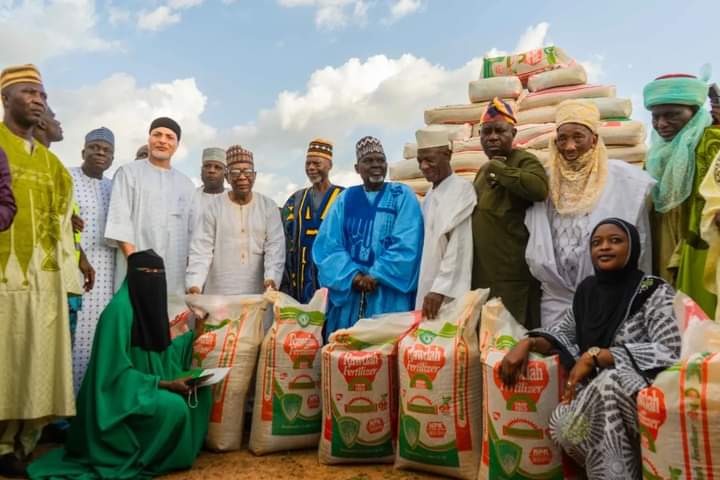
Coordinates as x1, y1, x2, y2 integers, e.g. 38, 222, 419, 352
313, 136, 423, 339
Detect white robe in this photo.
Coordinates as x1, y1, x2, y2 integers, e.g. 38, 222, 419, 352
525, 159, 656, 328
415, 174, 477, 308
104, 159, 195, 298
69, 167, 115, 394
186, 192, 285, 296
189, 186, 227, 230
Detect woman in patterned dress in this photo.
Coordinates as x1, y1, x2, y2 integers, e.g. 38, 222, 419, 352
501, 217, 681, 479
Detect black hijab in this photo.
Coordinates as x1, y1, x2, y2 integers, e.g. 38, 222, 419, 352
572, 218, 647, 352
127, 250, 171, 352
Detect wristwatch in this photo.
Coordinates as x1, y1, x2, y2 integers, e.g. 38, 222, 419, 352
587, 346, 601, 369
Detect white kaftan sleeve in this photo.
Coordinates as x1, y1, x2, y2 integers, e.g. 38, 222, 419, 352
185, 202, 218, 292
430, 215, 473, 299
263, 200, 286, 287
637, 193, 653, 275
104, 166, 135, 248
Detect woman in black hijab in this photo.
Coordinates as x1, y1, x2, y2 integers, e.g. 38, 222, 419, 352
30, 250, 212, 479
499, 218, 681, 480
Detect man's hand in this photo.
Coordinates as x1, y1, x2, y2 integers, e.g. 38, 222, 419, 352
78, 249, 95, 292
187, 286, 201, 295
422, 292, 445, 320
71, 213, 85, 233
562, 355, 595, 404
353, 274, 378, 293
264, 279, 277, 290
499, 338, 532, 387
711, 104, 720, 126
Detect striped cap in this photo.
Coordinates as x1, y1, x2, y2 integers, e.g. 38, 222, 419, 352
355, 136, 385, 160
307, 138, 333, 161
226, 144, 253, 165
0, 64, 42, 90
85, 127, 115, 146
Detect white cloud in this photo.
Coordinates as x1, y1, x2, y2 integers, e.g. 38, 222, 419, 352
485, 21, 550, 58
108, 5, 131, 26
278, 0, 419, 30
580, 54, 605, 83
137, 6, 181, 31
0, 0, 117, 65
388, 0, 422, 20
41, 73, 215, 177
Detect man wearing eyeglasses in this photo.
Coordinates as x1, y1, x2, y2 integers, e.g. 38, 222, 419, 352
186, 144, 285, 297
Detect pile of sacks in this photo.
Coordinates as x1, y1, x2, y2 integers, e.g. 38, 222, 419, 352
391, 46, 647, 197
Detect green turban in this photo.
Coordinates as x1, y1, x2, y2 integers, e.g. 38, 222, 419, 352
644, 74, 708, 109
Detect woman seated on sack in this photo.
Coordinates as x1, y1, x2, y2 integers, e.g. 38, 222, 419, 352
29, 250, 212, 480
501, 218, 681, 479
525, 99, 655, 328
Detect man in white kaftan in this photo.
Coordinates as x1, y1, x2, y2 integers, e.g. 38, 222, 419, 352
105, 117, 194, 300
414, 126, 476, 319
189, 147, 228, 230
69, 127, 116, 393
186, 145, 285, 297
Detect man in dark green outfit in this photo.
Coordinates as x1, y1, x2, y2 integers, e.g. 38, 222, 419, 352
29, 250, 211, 479
471, 97, 549, 329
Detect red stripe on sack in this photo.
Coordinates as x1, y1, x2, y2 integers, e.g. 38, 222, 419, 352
679, 360, 691, 478
701, 354, 715, 480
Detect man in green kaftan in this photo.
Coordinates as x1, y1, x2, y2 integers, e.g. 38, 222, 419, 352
0, 64, 81, 478
644, 72, 720, 317
29, 250, 211, 479
471, 98, 549, 329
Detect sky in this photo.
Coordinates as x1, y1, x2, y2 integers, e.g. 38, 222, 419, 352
1, 0, 718, 204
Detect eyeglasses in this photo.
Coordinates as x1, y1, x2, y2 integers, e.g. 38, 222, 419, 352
228, 169, 256, 179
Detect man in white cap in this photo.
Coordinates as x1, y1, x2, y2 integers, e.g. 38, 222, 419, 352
415, 126, 477, 319
105, 117, 195, 302
69, 127, 117, 393
190, 147, 227, 229
186, 145, 285, 297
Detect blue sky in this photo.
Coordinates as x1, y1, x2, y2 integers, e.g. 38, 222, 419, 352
1, 0, 717, 202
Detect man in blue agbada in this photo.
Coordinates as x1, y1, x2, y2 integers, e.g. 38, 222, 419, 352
313, 136, 423, 339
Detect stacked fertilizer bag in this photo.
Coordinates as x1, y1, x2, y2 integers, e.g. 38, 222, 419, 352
478, 298, 576, 480
390, 46, 647, 197
318, 311, 420, 465
249, 288, 328, 455
394, 289, 489, 480
638, 293, 720, 480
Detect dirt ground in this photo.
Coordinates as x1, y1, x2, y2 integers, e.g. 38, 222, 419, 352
1, 447, 445, 480
161, 449, 445, 480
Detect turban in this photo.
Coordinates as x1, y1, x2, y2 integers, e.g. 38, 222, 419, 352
226, 144, 253, 166
355, 136, 385, 160
307, 138, 333, 161
482, 97, 517, 125
149, 117, 181, 141
644, 73, 708, 109
415, 125, 451, 150
84, 127, 115, 147
0, 64, 42, 90
555, 100, 600, 134
202, 147, 226, 166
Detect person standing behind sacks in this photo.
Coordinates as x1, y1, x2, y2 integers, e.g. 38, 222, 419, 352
525, 100, 655, 327
186, 145, 285, 296
471, 97, 549, 328
415, 125, 476, 319
644, 72, 720, 317
190, 147, 227, 229
0, 64, 81, 478
69, 127, 117, 394
281, 138, 344, 303
313, 136, 423, 339
105, 117, 195, 302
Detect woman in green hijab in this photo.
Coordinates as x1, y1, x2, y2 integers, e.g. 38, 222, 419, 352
29, 250, 211, 479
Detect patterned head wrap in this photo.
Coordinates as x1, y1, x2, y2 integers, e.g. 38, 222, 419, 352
226, 144, 254, 166
84, 127, 115, 147
149, 117, 181, 141
482, 97, 517, 125
643, 73, 709, 109
307, 138, 333, 161
0, 64, 42, 90
201, 147, 226, 166
355, 136, 385, 161
555, 100, 600, 134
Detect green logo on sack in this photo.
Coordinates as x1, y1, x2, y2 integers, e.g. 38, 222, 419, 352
297, 312, 311, 328
418, 330, 436, 345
